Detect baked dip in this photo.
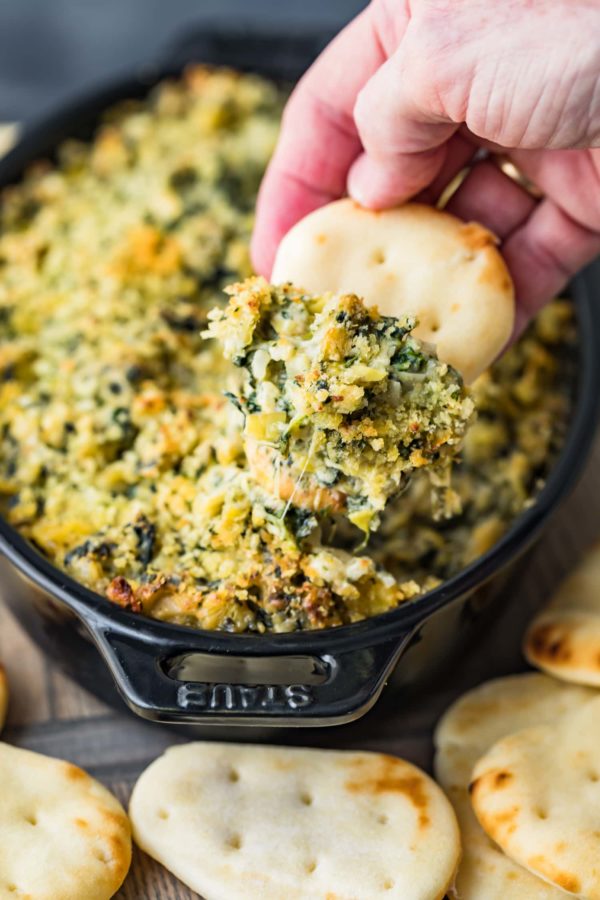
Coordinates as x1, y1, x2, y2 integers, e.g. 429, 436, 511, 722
0, 67, 575, 632
206, 277, 473, 532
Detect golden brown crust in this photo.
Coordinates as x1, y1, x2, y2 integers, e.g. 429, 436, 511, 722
344, 754, 431, 830
525, 615, 600, 687
526, 857, 581, 895
524, 541, 600, 687
458, 220, 497, 251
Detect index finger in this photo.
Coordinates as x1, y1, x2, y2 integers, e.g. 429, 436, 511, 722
251, 3, 404, 276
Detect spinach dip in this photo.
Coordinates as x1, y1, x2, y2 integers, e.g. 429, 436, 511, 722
206, 277, 474, 532
0, 67, 575, 632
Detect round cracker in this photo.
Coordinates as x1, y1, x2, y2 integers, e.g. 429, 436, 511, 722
0, 742, 131, 899
445, 788, 567, 900
272, 199, 515, 384
524, 541, 600, 687
434, 674, 595, 899
130, 742, 460, 900
434, 672, 596, 789
0, 664, 8, 733
470, 695, 600, 898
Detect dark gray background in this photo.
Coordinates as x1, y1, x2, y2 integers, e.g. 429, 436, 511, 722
0, 0, 365, 122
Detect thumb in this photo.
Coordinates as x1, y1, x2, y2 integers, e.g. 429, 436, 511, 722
348, 46, 459, 208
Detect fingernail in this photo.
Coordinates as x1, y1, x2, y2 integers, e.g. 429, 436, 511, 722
347, 154, 378, 208
348, 154, 404, 209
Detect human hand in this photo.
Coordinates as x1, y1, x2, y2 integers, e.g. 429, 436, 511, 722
252, 0, 600, 332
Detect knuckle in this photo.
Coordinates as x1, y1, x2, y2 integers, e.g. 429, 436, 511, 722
353, 88, 371, 136
353, 84, 391, 154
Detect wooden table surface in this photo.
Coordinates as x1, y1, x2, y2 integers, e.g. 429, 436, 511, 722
0, 124, 599, 898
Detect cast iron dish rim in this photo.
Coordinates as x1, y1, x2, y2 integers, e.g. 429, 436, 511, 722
0, 68, 597, 658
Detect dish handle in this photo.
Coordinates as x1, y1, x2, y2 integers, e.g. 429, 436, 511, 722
86, 620, 417, 726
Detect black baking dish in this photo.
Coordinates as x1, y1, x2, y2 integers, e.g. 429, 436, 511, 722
0, 32, 598, 730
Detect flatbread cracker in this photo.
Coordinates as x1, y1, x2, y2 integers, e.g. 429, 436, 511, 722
0, 664, 7, 732
0, 742, 131, 899
470, 695, 600, 898
434, 674, 594, 899
271, 199, 515, 383
524, 541, 600, 687
130, 742, 460, 900
435, 672, 595, 789
444, 791, 567, 900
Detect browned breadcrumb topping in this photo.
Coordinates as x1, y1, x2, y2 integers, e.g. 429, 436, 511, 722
0, 66, 575, 632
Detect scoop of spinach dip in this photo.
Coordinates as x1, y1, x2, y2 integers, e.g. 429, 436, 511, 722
206, 277, 474, 533
0, 67, 575, 632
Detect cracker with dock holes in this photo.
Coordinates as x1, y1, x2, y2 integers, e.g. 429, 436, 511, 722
271, 199, 515, 384
0, 742, 131, 899
524, 540, 600, 687
130, 742, 460, 900
434, 673, 595, 898
470, 694, 600, 898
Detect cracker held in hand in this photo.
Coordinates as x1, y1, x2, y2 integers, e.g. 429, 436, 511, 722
434, 674, 594, 899
470, 694, 600, 898
0, 664, 7, 732
271, 199, 515, 384
0, 742, 131, 899
130, 742, 460, 900
524, 540, 600, 687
